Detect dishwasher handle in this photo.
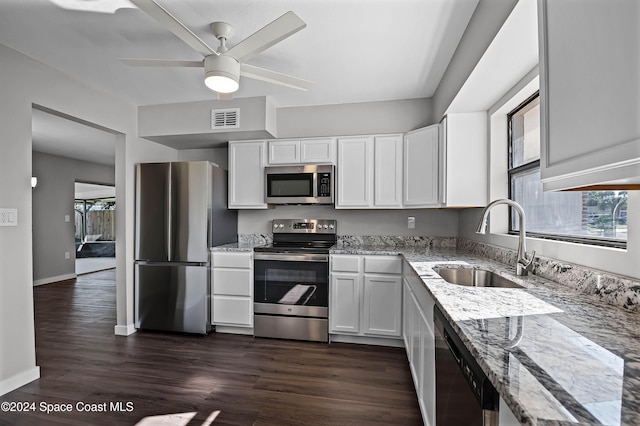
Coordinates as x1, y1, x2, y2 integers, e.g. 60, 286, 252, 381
444, 329, 462, 364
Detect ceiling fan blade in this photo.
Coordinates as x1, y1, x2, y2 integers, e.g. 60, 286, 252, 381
121, 58, 204, 67
227, 11, 306, 62
240, 63, 313, 91
130, 0, 217, 57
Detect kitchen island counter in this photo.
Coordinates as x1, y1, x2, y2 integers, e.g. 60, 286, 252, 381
331, 244, 640, 425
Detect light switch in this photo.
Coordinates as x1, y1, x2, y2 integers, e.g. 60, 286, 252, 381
408, 216, 416, 229
64, 214, 70, 223
65, 252, 70, 259
0, 208, 18, 227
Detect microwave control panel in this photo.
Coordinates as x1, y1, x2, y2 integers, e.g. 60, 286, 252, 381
317, 172, 332, 197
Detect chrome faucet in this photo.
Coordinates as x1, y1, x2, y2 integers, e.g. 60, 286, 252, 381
476, 199, 536, 276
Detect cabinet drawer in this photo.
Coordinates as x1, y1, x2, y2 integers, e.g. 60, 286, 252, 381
212, 252, 252, 269
212, 269, 252, 296
364, 256, 402, 274
331, 255, 360, 272
213, 296, 252, 326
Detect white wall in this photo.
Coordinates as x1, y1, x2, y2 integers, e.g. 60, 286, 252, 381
177, 148, 228, 169
0, 42, 176, 396
32, 152, 115, 284
277, 98, 433, 137
432, 0, 519, 121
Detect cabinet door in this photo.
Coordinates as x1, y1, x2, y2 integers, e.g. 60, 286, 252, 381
403, 125, 440, 207
419, 305, 435, 426
374, 135, 403, 208
330, 273, 361, 333
212, 296, 253, 327
300, 138, 335, 163
539, 0, 640, 190
336, 137, 373, 208
410, 290, 422, 391
268, 140, 300, 164
362, 275, 402, 337
212, 269, 252, 296
442, 113, 487, 207
403, 278, 414, 360
228, 141, 267, 208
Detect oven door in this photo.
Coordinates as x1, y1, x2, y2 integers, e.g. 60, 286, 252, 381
254, 253, 328, 318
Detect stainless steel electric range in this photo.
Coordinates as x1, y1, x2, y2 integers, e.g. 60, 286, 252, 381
253, 219, 336, 342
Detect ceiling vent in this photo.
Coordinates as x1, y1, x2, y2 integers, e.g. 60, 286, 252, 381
211, 108, 240, 129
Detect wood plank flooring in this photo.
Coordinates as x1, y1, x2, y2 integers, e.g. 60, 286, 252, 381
1, 270, 422, 425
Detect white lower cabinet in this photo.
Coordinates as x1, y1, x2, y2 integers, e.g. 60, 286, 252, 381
329, 273, 361, 333
363, 274, 402, 336
330, 255, 402, 340
211, 251, 253, 329
403, 259, 435, 426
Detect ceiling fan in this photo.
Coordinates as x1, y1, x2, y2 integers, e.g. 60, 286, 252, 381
122, 0, 313, 96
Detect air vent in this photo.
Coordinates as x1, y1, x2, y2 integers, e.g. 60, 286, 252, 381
211, 108, 240, 129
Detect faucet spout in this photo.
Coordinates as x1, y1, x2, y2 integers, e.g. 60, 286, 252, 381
476, 199, 535, 276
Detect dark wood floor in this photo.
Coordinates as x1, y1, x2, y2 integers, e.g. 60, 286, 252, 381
1, 270, 422, 425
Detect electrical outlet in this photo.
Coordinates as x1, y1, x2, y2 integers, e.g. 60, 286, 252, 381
408, 216, 416, 229
0, 208, 18, 227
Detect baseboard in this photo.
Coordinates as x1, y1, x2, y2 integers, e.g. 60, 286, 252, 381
114, 324, 137, 336
214, 325, 254, 335
33, 273, 76, 286
330, 334, 405, 348
0, 366, 40, 396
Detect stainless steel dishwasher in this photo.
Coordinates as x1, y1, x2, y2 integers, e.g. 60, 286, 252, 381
434, 306, 499, 426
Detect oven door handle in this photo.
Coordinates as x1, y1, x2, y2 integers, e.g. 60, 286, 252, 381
254, 253, 329, 262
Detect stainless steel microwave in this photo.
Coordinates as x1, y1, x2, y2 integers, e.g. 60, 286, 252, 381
265, 164, 334, 205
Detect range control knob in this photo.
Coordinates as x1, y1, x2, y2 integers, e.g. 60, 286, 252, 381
323, 224, 328, 229
329, 224, 335, 230
279, 223, 285, 229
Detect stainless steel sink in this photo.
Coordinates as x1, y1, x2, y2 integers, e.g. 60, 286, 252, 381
435, 267, 524, 289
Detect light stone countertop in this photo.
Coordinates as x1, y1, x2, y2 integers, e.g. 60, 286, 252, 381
210, 241, 262, 252
331, 244, 640, 426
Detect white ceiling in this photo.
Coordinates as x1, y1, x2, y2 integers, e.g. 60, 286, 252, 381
0, 0, 479, 108
75, 182, 116, 199
5, 0, 481, 164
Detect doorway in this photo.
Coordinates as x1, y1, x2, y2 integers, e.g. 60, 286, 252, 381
31, 105, 118, 285
74, 182, 116, 275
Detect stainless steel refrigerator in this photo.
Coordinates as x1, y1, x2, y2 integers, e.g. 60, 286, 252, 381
134, 161, 237, 334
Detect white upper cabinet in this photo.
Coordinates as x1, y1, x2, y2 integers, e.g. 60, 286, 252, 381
336, 134, 403, 209
336, 136, 374, 208
404, 125, 440, 207
300, 138, 336, 163
538, 0, 640, 190
374, 135, 403, 208
267, 139, 300, 164
267, 138, 335, 165
440, 113, 488, 207
228, 141, 267, 209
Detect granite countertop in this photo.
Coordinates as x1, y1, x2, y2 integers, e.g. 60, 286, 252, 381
210, 241, 265, 252
332, 245, 640, 425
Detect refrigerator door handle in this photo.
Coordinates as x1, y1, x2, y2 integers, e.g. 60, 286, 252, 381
166, 163, 173, 261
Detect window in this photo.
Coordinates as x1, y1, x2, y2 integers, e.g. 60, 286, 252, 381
508, 93, 627, 247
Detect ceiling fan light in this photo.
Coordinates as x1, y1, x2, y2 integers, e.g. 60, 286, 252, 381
205, 73, 239, 93
204, 55, 240, 93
